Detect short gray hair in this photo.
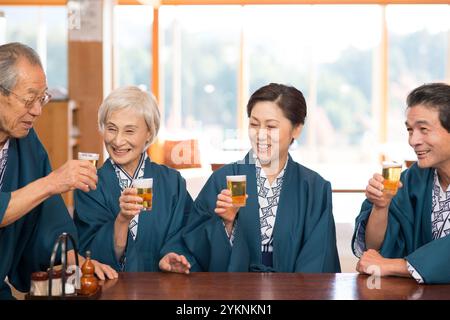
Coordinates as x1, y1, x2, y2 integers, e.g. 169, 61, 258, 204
0, 42, 43, 95
98, 86, 161, 149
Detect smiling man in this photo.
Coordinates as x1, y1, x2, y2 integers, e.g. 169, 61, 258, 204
0, 42, 117, 299
352, 83, 450, 284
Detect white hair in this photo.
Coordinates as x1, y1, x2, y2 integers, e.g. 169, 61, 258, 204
98, 86, 160, 149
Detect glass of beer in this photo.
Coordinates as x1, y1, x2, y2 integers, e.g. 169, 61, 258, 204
132, 178, 153, 211
226, 175, 247, 207
382, 162, 402, 195
78, 152, 99, 168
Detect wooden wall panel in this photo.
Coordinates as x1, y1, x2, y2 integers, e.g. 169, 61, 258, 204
34, 100, 73, 207
34, 100, 70, 170
68, 41, 104, 164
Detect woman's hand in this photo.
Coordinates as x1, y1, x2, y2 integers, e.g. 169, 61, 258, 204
214, 189, 241, 233
117, 188, 143, 222
159, 252, 191, 274
69, 250, 118, 280
91, 259, 119, 280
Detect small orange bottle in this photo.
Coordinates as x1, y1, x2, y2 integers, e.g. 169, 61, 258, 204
79, 251, 98, 295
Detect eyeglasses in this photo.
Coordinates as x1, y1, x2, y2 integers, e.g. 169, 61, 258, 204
0, 85, 52, 109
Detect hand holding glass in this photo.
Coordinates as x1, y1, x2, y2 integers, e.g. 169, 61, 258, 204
382, 162, 402, 195
78, 152, 99, 168
226, 175, 247, 207
132, 178, 153, 211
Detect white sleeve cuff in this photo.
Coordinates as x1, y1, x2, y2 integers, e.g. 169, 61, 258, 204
406, 261, 425, 284
353, 220, 367, 258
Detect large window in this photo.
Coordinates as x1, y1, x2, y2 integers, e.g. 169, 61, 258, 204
160, 5, 241, 165
157, 5, 386, 188
153, 3, 449, 223
387, 5, 450, 162
113, 4, 152, 90
0, 6, 68, 97
245, 5, 382, 190
3, 2, 448, 222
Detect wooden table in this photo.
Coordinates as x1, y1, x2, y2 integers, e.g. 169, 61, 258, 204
99, 272, 450, 300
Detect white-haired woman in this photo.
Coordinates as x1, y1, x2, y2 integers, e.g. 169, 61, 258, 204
74, 86, 195, 272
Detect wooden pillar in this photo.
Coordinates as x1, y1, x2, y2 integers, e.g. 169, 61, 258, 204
237, 7, 248, 140
447, 28, 450, 84
68, 0, 114, 164
152, 6, 160, 102
372, 5, 388, 164
148, 5, 165, 164
379, 5, 388, 147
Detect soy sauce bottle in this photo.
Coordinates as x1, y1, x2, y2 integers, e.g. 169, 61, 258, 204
79, 251, 98, 295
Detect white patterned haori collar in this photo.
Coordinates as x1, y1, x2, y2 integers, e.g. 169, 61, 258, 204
0, 139, 10, 190
255, 157, 288, 252
110, 152, 148, 241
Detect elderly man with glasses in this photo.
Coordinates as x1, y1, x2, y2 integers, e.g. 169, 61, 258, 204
0, 42, 117, 299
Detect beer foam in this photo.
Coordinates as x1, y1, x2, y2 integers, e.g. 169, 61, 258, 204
78, 152, 99, 160
382, 161, 402, 169
226, 175, 246, 182
132, 178, 153, 188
